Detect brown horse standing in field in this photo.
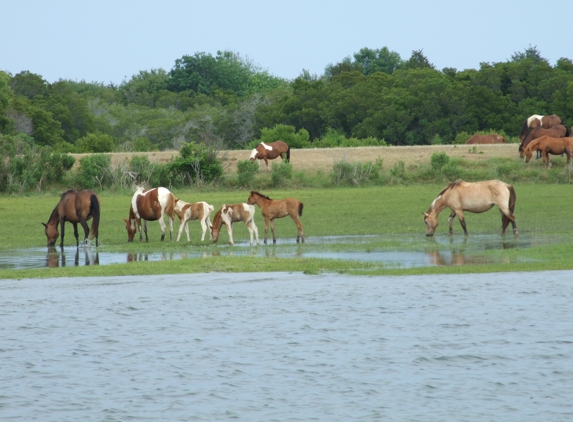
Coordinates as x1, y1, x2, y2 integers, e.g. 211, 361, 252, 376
523, 136, 573, 168
465, 134, 507, 144
174, 199, 214, 242
43, 189, 101, 248
124, 186, 176, 242
249, 140, 290, 170
210, 203, 259, 246
247, 191, 304, 244
519, 125, 570, 157
422, 180, 517, 237
519, 114, 563, 143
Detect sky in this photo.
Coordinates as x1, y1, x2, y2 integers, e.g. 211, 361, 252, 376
2, 0, 573, 85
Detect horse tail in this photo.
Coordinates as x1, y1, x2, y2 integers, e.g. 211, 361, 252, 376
89, 194, 100, 240
298, 202, 304, 217
508, 185, 517, 214
566, 126, 571, 137
165, 193, 176, 219
286, 145, 291, 162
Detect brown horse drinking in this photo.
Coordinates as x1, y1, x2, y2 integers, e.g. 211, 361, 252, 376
43, 189, 101, 248
247, 191, 304, 244
124, 186, 175, 242
249, 140, 290, 170
523, 136, 573, 168
174, 199, 215, 242
422, 180, 517, 237
519, 114, 563, 143
210, 203, 259, 246
519, 125, 569, 157
465, 134, 507, 144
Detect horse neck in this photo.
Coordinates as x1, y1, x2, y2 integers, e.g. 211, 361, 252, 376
428, 194, 449, 217
47, 207, 60, 226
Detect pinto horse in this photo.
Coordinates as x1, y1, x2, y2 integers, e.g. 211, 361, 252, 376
422, 180, 517, 237
247, 191, 304, 244
519, 125, 569, 157
249, 140, 290, 170
124, 186, 175, 242
174, 199, 214, 242
519, 114, 563, 143
465, 134, 507, 144
523, 136, 573, 168
210, 203, 259, 246
43, 190, 100, 248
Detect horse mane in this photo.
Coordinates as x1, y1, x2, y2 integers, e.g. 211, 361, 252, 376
427, 180, 464, 213
60, 189, 75, 199
520, 120, 530, 138
251, 190, 271, 200
212, 208, 223, 227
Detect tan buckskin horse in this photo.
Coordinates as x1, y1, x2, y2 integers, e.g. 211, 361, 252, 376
519, 114, 563, 143
249, 140, 290, 170
523, 136, 573, 168
174, 199, 214, 242
247, 191, 304, 244
519, 125, 570, 157
124, 186, 175, 242
210, 203, 259, 246
465, 134, 507, 144
43, 189, 101, 248
422, 180, 517, 237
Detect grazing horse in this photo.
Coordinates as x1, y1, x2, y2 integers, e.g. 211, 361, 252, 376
422, 180, 517, 237
174, 199, 214, 242
43, 189, 100, 248
124, 186, 175, 242
210, 203, 259, 246
247, 191, 304, 244
465, 134, 507, 144
523, 136, 573, 168
249, 140, 290, 170
519, 114, 563, 143
519, 125, 570, 157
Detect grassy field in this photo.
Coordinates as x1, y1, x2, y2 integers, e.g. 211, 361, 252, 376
1, 184, 572, 279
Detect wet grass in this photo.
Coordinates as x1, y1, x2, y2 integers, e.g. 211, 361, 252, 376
1, 184, 572, 279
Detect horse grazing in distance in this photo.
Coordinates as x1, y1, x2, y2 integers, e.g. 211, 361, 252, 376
124, 186, 175, 242
422, 180, 517, 237
523, 136, 573, 168
210, 203, 259, 246
174, 199, 214, 242
519, 114, 563, 143
465, 134, 507, 144
519, 125, 570, 157
247, 191, 304, 244
249, 140, 290, 170
43, 189, 101, 248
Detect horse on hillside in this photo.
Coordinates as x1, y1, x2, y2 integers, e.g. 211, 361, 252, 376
249, 140, 290, 170
523, 136, 573, 168
422, 180, 517, 237
519, 125, 570, 157
124, 186, 175, 242
43, 189, 100, 248
174, 199, 214, 242
247, 191, 304, 244
210, 203, 259, 246
465, 134, 507, 144
519, 114, 563, 143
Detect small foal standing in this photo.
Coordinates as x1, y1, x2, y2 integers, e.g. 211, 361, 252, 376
423, 180, 517, 236
124, 186, 175, 242
174, 199, 215, 242
247, 191, 304, 244
210, 203, 259, 246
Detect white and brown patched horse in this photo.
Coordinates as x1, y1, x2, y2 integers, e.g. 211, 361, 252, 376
249, 140, 290, 170
210, 203, 259, 246
124, 186, 176, 242
519, 114, 563, 143
174, 199, 215, 242
247, 191, 304, 244
422, 180, 517, 237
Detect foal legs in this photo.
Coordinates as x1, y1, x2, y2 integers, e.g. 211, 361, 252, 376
293, 216, 305, 243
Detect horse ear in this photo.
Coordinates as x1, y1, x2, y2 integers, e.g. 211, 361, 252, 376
422, 212, 428, 217
42, 222, 47, 228
123, 218, 129, 223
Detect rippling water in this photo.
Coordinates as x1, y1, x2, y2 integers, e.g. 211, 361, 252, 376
2, 271, 572, 421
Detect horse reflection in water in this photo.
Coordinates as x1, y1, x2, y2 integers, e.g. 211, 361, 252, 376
425, 237, 515, 266
45, 247, 99, 268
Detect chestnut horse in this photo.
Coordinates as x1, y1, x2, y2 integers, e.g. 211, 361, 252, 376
519, 114, 563, 143
43, 190, 100, 248
210, 203, 259, 246
519, 125, 569, 157
249, 140, 290, 170
247, 191, 304, 244
523, 136, 573, 168
124, 186, 175, 242
174, 199, 214, 242
465, 134, 507, 144
422, 180, 517, 237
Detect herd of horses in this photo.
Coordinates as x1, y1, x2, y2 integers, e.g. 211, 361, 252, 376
42, 113, 572, 246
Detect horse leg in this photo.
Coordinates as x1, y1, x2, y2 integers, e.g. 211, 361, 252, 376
293, 216, 304, 243
447, 211, 457, 235
225, 222, 234, 246
72, 222, 80, 247
168, 216, 173, 241
176, 217, 186, 242
200, 218, 207, 241
264, 158, 270, 171
270, 218, 277, 244
263, 217, 270, 244
158, 216, 167, 242
142, 220, 149, 242
454, 210, 468, 235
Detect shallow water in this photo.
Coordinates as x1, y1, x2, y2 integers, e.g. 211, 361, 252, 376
2, 271, 572, 421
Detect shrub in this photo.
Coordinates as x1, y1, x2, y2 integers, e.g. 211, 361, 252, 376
250, 124, 310, 149
270, 160, 293, 187
167, 142, 223, 185
331, 160, 380, 185
236, 159, 259, 187
431, 152, 450, 172
76, 133, 116, 153
76, 154, 112, 189
390, 160, 405, 179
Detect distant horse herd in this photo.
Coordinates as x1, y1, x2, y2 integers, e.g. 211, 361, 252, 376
42, 113, 573, 247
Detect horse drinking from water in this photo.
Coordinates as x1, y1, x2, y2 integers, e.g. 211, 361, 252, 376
43, 190, 101, 248
124, 187, 175, 242
465, 134, 507, 144
519, 125, 569, 157
249, 140, 290, 170
247, 191, 304, 244
174, 199, 214, 242
422, 180, 517, 237
519, 114, 563, 143
523, 136, 573, 168
210, 203, 259, 246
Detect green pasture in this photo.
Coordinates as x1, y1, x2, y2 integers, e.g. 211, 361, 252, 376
1, 184, 572, 279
